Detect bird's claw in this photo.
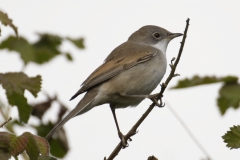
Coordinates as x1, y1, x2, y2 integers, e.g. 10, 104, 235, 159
118, 132, 128, 148
148, 94, 165, 107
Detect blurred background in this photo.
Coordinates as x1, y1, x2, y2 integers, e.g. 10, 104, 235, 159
0, 0, 240, 160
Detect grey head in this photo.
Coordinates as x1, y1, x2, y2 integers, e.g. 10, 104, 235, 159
128, 25, 183, 54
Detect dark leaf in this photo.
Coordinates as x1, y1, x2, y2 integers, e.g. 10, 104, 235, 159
0, 11, 18, 36
49, 135, 68, 158
57, 104, 68, 121
0, 72, 42, 122
217, 82, 240, 115
171, 75, 238, 89
35, 122, 54, 137
65, 53, 73, 61
32, 33, 62, 64
148, 155, 158, 160
32, 100, 53, 120
222, 125, 240, 149
67, 37, 85, 49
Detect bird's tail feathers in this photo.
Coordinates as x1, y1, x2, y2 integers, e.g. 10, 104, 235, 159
45, 90, 98, 139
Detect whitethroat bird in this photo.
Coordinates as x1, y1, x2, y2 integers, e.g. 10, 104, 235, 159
46, 25, 182, 147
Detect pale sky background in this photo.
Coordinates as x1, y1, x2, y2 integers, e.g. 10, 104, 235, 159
1, 0, 240, 160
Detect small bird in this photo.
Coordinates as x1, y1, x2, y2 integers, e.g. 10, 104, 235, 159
46, 25, 182, 147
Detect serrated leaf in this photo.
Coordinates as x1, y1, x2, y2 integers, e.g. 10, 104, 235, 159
171, 75, 238, 89
217, 82, 240, 115
0, 72, 42, 122
65, 53, 73, 61
33, 136, 49, 156
222, 125, 240, 149
67, 37, 85, 49
24, 132, 39, 160
0, 132, 51, 160
9, 132, 28, 156
0, 11, 18, 36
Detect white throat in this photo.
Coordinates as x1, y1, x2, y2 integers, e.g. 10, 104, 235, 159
151, 39, 170, 55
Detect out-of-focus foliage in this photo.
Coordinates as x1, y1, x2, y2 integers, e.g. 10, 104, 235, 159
172, 75, 240, 115
171, 75, 238, 89
67, 37, 84, 49
217, 82, 240, 115
0, 11, 18, 36
0, 72, 42, 123
0, 34, 85, 65
173, 75, 240, 150
222, 125, 240, 149
0, 9, 85, 159
0, 132, 56, 160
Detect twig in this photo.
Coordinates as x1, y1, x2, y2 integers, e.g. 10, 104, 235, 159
105, 18, 190, 160
0, 117, 12, 128
166, 101, 212, 160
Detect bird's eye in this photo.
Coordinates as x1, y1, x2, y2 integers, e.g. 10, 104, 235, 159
152, 32, 161, 39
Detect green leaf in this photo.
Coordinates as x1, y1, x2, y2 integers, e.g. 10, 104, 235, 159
0, 11, 18, 36
67, 37, 85, 49
50, 138, 68, 158
217, 82, 240, 115
0, 72, 42, 122
171, 75, 238, 89
0, 36, 35, 64
65, 53, 73, 61
222, 125, 240, 149
0, 34, 62, 65
0, 34, 84, 65
32, 33, 62, 64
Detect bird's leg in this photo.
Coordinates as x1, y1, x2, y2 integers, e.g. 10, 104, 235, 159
110, 105, 128, 148
118, 93, 164, 107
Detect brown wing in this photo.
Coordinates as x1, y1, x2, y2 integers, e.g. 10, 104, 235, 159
70, 43, 158, 100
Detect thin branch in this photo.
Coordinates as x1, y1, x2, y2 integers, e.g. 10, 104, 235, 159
0, 117, 12, 128
166, 101, 212, 160
105, 18, 190, 160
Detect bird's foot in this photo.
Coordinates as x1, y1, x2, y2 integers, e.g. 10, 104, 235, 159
118, 130, 138, 149
147, 94, 165, 107
118, 132, 128, 148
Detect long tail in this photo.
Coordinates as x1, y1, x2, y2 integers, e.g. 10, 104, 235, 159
45, 88, 98, 139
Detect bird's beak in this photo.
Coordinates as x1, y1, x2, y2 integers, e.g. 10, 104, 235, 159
168, 33, 183, 39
